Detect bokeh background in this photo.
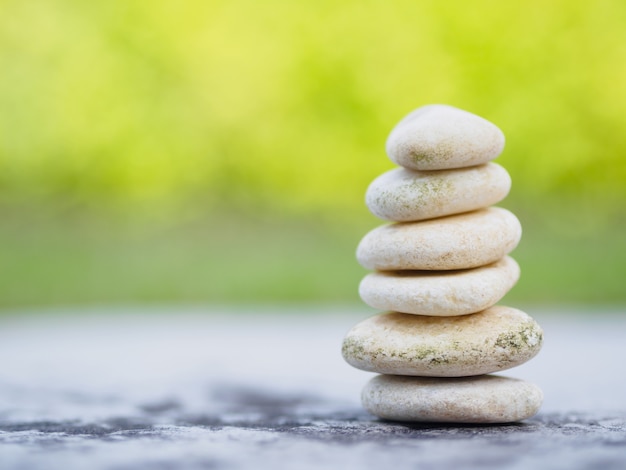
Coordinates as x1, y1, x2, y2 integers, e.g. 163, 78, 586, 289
1, 0, 625, 309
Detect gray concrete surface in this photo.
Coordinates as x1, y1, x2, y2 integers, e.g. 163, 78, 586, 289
0, 306, 625, 469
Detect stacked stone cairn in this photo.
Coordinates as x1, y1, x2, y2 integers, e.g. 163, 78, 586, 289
341, 105, 544, 424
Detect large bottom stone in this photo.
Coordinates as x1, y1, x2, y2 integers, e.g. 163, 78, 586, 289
362, 374, 543, 423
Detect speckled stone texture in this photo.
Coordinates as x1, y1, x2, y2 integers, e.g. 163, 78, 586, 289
1, 308, 625, 470
359, 256, 520, 316
365, 163, 511, 222
356, 207, 522, 271
341, 307, 543, 376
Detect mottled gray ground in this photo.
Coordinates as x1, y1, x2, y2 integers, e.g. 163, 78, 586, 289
0, 306, 625, 469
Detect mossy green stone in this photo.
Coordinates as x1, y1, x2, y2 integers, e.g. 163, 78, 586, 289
365, 163, 511, 222
341, 306, 543, 377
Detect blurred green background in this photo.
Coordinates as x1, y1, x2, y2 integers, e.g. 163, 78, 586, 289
1, 0, 625, 308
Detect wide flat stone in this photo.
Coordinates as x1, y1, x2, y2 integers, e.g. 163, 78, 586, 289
359, 256, 519, 316
0, 306, 625, 470
342, 307, 543, 376
365, 163, 511, 222
362, 374, 543, 423
356, 207, 522, 271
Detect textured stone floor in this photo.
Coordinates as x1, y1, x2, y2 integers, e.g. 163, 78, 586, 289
0, 306, 625, 469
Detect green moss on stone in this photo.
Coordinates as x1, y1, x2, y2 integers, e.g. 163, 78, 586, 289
341, 337, 366, 360
411, 152, 432, 165
495, 324, 542, 352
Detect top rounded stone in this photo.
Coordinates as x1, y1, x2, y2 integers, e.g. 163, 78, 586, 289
386, 104, 505, 171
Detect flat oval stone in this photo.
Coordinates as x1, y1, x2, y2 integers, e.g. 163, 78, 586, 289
356, 207, 521, 271
359, 256, 520, 316
341, 306, 543, 376
362, 374, 543, 423
365, 163, 511, 222
386, 104, 505, 171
